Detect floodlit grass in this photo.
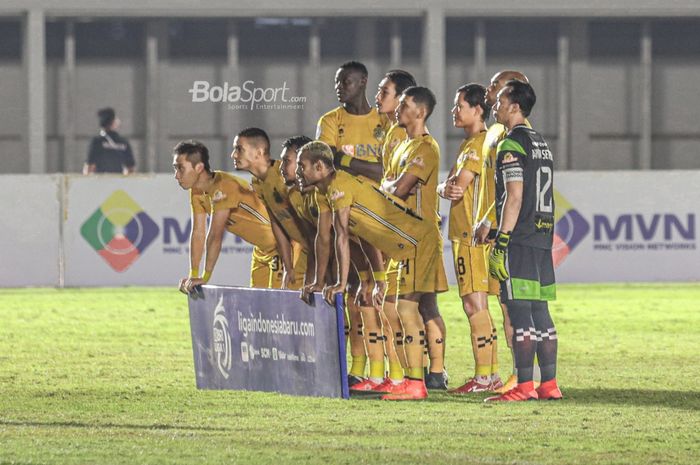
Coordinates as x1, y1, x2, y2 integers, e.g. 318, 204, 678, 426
1, 284, 699, 465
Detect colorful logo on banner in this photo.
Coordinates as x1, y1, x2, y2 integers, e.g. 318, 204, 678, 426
553, 190, 591, 267
80, 190, 159, 272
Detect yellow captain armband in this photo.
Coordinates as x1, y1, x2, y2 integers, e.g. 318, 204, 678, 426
358, 270, 371, 281
372, 271, 386, 282
189, 268, 199, 279
340, 154, 353, 168
202, 271, 212, 283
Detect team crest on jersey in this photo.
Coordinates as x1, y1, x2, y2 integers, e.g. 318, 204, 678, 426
310, 205, 319, 218
273, 189, 284, 204
373, 125, 386, 141
338, 125, 345, 137
211, 190, 226, 203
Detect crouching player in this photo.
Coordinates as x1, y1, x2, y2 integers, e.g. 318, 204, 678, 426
173, 140, 281, 294
298, 140, 444, 400
439, 84, 502, 393
486, 80, 562, 402
230, 128, 313, 290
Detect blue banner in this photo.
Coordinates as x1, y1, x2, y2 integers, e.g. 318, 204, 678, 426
188, 286, 349, 399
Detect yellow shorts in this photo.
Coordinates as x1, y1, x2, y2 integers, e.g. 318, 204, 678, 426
451, 240, 490, 297
250, 246, 282, 288
389, 229, 448, 295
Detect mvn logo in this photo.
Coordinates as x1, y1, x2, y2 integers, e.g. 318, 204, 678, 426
80, 190, 159, 272
552, 190, 590, 268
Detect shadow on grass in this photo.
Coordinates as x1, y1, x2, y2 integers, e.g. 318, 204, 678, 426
0, 419, 232, 432
559, 388, 699, 411
354, 388, 700, 411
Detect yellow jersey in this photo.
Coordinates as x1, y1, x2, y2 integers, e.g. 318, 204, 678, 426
381, 122, 407, 174
288, 187, 331, 228
316, 107, 389, 163
448, 131, 487, 242
251, 160, 309, 249
383, 134, 441, 222
190, 171, 276, 251
326, 170, 429, 260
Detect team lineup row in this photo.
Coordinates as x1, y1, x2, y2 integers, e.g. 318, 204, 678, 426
174, 61, 560, 402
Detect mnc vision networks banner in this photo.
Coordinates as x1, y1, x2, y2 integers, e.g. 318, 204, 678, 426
188, 286, 349, 399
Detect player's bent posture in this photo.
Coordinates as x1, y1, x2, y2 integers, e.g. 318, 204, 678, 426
231, 128, 314, 291
298, 140, 444, 400
381, 86, 449, 391
485, 80, 562, 402
277, 135, 335, 302
476, 70, 533, 393
173, 140, 281, 294
439, 84, 502, 394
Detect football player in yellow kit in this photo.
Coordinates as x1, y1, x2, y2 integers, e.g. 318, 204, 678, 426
337, 69, 419, 393
173, 140, 281, 294
230, 128, 313, 291
316, 61, 390, 385
439, 84, 502, 393
380, 86, 449, 391
298, 140, 445, 400
474, 70, 536, 393
317, 60, 389, 183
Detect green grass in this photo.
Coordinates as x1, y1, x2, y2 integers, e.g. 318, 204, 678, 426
1, 284, 699, 465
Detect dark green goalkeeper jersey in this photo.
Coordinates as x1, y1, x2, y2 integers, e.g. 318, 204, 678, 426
495, 124, 555, 250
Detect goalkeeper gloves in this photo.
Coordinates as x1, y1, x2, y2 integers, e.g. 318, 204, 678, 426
488, 231, 511, 281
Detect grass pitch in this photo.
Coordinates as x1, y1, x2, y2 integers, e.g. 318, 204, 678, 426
1, 284, 699, 465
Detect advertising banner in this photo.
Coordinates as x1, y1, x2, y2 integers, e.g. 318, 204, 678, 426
1, 171, 697, 287
188, 286, 348, 398
62, 174, 254, 287
0, 175, 61, 287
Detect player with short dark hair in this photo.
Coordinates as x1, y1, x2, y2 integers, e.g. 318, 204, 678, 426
485, 81, 562, 402
475, 70, 533, 393
173, 140, 281, 294
231, 128, 313, 290
439, 84, 502, 394
380, 85, 449, 395
316, 61, 390, 385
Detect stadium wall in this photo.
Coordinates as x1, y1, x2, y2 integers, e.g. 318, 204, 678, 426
1, 171, 698, 288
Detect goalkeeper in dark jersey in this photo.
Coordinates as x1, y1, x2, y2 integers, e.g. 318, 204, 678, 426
485, 80, 562, 402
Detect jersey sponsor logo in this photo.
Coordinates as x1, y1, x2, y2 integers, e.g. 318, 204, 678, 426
535, 215, 555, 234
502, 152, 516, 163
80, 190, 160, 272
329, 190, 345, 201
212, 190, 227, 203
272, 189, 284, 204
